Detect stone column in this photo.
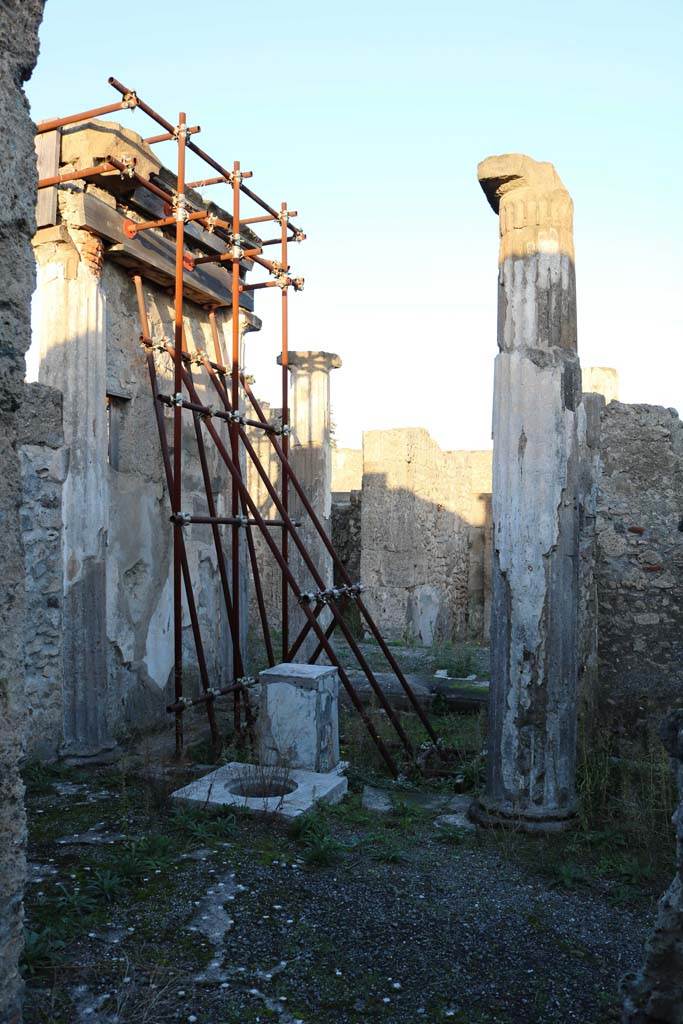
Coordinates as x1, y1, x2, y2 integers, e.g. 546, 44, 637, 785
471, 154, 582, 831
33, 229, 118, 763
278, 351, 341, 661
0, 3, 45, 1020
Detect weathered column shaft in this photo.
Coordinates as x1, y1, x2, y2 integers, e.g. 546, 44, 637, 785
473, 154, 582, 830
33, 233, 117, 762
279, 351, 341, 661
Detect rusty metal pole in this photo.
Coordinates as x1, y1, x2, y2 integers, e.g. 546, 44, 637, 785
230, 161, 243, 734
172, 112, 188, 758
280, 202, 290, 661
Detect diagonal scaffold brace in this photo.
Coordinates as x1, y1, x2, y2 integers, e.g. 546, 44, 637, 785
42, 76, 442, 776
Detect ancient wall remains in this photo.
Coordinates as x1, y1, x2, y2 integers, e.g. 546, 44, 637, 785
360, 428, 492, 644
18, 383, 66, 759
0, 2, 45, 1019
593, 401, 682, 711
331, 447, 363, 496
25, 119, 258, 759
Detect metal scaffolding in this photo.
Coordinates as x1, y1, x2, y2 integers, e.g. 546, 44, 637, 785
36, 78, 441, 777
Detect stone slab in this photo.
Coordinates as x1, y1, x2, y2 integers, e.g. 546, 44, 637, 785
171, 762, 348, 820
433, 813, 476, 833
361, 785, 393, 813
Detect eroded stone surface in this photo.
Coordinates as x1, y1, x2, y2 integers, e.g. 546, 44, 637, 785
473, 154, 581, 830
0, 3, 45, 1019
256, 663, 340, 772
171, 762, 348, 819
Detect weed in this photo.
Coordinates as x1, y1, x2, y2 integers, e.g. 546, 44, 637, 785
86, 868, 125, 903
171, 806, 236, 842
53, 883, 97, 915
294, 818, 345, 867
548, 861, 590, 891
21, 927, 65, 976
434, 826, 468, 846
368, 835, 405, 863
113, 834, 176, 877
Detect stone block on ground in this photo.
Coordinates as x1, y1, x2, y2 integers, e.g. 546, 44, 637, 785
256, 662, 340, 772
171, 762, 348, 820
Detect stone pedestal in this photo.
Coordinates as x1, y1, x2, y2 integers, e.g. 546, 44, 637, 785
471, 154, 582, 832
278, 351, 341, 660
255, 662, 340, 772
33, 240, 118, 763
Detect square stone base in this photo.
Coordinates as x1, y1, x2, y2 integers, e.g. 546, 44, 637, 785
170, 762, 348, 819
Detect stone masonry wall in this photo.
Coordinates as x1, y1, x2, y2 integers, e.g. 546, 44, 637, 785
0, 2, 45, 1019
331, 447, 363, 496
17, 383, 66, 759
361, 428, 492, 645
593, 401, 682, 712
331, 489, 362, 588
29, 231, 251, 755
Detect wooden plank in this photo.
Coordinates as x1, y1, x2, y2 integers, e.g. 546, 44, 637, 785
35, 129, 60, 227
71, 191, 254, 310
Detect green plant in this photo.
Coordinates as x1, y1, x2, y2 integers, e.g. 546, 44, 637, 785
171, 806, 236, 842
548, 861, 589, 891
434, 826, 468, 846
86, 868, 125, 903
53, 883, 97, 915
368, 835, 405, 864
294, 818, 345, 867
114, 834, 176, 877
21, 927, 65, 976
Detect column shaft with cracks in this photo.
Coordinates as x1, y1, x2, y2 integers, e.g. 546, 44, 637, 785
472, 154, 582, 831
278, 351, 341, 661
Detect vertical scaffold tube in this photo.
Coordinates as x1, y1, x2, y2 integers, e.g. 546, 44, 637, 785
231, 161, 242, 733
172, 112, 187, 758
280, 202, 290, 660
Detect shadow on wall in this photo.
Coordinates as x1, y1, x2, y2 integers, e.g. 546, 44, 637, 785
359, 472, 491, 646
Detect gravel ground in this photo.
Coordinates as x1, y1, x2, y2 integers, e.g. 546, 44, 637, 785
22, 764, 654, 1024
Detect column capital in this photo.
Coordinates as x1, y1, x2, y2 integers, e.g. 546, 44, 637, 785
478, 153, 574, 261
278, 350, 342, 374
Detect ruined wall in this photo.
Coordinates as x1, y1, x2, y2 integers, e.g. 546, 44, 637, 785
26, 120, 258, 756
0, 2, 45, 1019
18, 383, 66, 759
29, 237, 249, 751
331, 489, 362, 587
360, 428, 492, 644
593, 402, 682, 712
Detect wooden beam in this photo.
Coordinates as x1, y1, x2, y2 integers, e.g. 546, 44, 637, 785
68, 190, 254, 310
35, 129, 60, 227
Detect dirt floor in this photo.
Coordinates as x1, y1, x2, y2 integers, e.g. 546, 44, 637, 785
22, 745, 662, 1024
22, 638, 675, 1024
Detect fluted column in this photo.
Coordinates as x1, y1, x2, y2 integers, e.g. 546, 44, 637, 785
471, 154, 582, 831
278, 351, 342, 661
33, 233, 118, 762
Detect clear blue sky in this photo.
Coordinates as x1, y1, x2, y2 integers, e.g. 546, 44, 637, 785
28, 0, 682, 450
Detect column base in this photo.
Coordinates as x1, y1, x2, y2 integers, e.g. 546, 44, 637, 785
468, 797, 577, 834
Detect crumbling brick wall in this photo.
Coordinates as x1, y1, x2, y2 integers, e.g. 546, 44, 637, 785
0, 2, 45, 1019
594, 402, 682, 713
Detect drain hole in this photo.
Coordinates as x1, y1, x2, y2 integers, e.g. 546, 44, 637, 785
228, 778, 297, 798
